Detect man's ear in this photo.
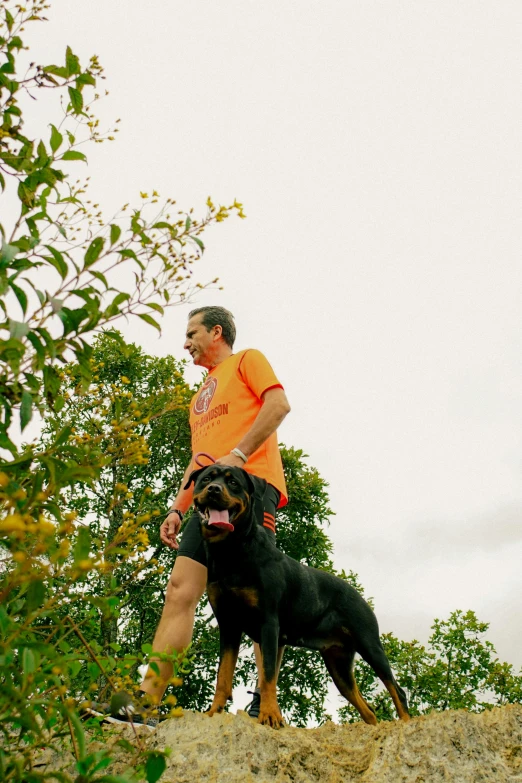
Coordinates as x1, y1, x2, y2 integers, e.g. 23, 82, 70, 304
184, 468, 205, 490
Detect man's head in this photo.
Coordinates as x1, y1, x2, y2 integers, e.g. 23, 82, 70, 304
184, 306, 236, 368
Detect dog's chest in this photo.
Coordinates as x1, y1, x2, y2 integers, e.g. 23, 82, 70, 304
208, 579, 261, 611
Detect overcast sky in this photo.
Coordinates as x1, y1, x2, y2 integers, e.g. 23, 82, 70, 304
20, 0, 522, 695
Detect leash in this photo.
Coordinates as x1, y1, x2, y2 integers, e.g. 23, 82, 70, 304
194, 452, 216, 468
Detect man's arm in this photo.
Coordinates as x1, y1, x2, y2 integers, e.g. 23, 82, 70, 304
159, 460, 195, 550
216, 387, 291, 468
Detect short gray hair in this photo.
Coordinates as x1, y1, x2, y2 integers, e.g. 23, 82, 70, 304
188, 306, 236, 348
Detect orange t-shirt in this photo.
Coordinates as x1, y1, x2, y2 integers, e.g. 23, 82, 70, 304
189, 349, 288, 507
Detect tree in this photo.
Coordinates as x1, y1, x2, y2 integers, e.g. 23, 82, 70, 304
339, 609, 522, 723
0, 3, 239, 779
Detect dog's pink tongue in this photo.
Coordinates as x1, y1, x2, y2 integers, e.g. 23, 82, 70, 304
208, 509, 233, 531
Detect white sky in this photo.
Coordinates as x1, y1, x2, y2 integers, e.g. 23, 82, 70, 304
16, 0, 522, 684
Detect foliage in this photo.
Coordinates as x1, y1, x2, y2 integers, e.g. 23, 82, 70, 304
0, 0, 242, 456
338, 610, 522, 723
0, 2, 239, 780
40, 332, 194, 672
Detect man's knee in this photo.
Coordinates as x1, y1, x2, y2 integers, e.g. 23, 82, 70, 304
165, 566, 205, 612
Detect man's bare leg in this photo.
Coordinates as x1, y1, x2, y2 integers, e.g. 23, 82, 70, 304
140, 556, 207, 703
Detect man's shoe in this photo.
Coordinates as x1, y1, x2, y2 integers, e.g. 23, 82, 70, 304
80, 692, 158, 731
245, 688, 261, 719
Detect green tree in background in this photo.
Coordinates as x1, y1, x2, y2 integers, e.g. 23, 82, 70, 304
0, 2, 239, 779
339, 609, 522, 723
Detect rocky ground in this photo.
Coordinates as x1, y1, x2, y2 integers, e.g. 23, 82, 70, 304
148, 704, 522, 782
33, 703, 522, 782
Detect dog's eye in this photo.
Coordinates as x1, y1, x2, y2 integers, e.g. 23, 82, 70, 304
228, 479, 237, 488
201, 476, 211, 483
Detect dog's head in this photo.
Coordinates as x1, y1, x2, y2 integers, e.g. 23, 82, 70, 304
184, 464, 255, 541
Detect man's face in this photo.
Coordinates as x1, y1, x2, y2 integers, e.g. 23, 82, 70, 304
184, 314, 216, 367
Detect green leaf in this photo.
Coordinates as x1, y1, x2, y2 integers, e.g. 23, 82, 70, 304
145, 753, 167, 783
43, 365, 61, 404
112, 292, 130, 307
138, 313, 161, 332
25, 580, 46, 612
68, 711, 86, 760
147, 302, 164, 315
49, 125, 63, 153
65, 46, 80, 76
54, 395, 66, 413
73, 526, 91, 564
26, 331, 46, 369
9, 319, 29, 339
43, 64, 68, 79
68, 86, 83, 113
192, 236, 205, 251
90, 270, 109, 289
5, 9, 14, 32
17, 181, 35, 208
53, 425, 72, 448
141, 643, 153, 655
110, 224, 121, 246
20, 390, 33, 431
43, 245, 68, 279
185, 216, 192, 230
22, 647, 36, 673
0, 241, 18, 264
9, 280, 28, 316
61, 150, 87, 162
84, 237, 104, 267
119, 248, 139, 261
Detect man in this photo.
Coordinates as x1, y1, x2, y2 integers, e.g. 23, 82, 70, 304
109, 306, 290, 727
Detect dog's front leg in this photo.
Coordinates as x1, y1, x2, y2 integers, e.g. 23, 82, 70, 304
207, 623, 241, 717
258, 620, 284, 729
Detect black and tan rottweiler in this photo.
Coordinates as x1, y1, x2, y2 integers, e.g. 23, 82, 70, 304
186, 464, 410, 728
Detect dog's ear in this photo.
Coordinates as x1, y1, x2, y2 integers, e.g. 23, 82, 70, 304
242, 470, 262, 496
184, 467, 205, 490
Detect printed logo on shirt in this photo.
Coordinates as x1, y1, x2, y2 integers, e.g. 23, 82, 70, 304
193, 375, 218, 415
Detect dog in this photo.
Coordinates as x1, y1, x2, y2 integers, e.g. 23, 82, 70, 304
186, 464, 410, 728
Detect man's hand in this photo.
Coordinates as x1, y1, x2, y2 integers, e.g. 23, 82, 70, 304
215, 453, 247, 469
160, 511, 183, 550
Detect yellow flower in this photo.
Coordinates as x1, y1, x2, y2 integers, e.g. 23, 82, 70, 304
169, 707, 184, 718
0, 472, 9, 488
121, 376, 130, 384
0, 513, 25, 534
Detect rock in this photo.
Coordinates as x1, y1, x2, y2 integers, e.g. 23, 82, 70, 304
147, 704, 522, 783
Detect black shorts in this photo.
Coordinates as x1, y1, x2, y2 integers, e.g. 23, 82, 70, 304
177, 476, 280, 567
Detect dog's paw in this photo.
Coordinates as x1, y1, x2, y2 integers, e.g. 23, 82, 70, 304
258, 709, 285, 729
205, 704, 224, 717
